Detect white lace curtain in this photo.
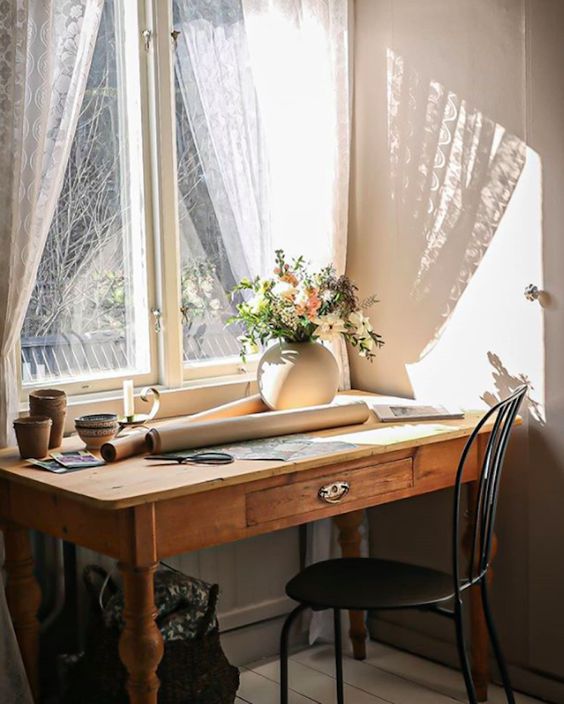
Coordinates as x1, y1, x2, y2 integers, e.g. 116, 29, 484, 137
173, 0, 350, 290
0, 1, 103, 700
174, 0, 351, 643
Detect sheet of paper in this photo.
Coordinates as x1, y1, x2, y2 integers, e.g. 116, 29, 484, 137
158, 433, 357, 462
328, 423, 461, 446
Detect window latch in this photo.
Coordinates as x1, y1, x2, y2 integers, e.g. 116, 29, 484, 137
142, 29, 152, 53
171, 29, 180, 48
151, 308, 162, 334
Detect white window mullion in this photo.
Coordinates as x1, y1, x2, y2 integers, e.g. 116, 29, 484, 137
145, 0, 183, 388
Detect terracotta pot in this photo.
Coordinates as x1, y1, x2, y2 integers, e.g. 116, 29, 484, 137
29, 389, 67, 448
257, 340, 339, 410
13, 416, 52, 459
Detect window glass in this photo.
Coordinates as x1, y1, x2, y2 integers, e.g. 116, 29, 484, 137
173, 0, 265, 363
21, 0, 149, 385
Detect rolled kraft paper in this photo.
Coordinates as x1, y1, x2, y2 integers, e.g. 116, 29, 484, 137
100, 394, 269, 462
190, 393, 269, 421
146, 401, 371, 454
101, 432, 149, 462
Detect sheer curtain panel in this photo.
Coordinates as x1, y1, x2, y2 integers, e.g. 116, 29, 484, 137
174, 0, 351, 375
174, 0, 272, 286
242, 0, 352, 642
0, 1, 103, 700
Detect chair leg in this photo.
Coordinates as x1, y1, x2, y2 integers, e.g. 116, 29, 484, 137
481, 580, 515, 704
454, 599, 478, 704
280, 604, 307, 704
333, 609, 345, 704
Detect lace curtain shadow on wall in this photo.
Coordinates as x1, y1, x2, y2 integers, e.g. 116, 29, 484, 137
386, 49, 526, 359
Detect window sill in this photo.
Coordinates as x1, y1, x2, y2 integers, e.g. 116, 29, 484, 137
20, 372, 259, 435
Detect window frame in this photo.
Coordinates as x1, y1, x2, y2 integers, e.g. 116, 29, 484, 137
20, 0, 255, 403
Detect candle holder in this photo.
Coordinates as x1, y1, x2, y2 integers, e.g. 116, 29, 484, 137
117, 386, 160, 436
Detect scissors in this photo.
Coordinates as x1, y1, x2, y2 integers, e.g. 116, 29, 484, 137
146, 451, 234, 466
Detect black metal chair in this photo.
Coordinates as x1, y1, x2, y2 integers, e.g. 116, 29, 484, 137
280, 385, 528, 704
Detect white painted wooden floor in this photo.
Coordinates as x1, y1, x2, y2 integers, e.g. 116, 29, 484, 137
237, 641, 543, 704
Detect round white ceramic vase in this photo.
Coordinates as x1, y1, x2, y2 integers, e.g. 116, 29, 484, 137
257, 340, 340, 410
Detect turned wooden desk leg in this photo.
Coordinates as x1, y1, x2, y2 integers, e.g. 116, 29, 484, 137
334, 510, 367, 660
466, 480, 498, 702
3, 523, 41, 702
118, 562, 164, 704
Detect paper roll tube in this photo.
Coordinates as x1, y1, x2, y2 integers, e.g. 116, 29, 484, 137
100, 432, 148, 462
190, 394, 269, 421
100, 394, 269, 462
146, 401, 370, 455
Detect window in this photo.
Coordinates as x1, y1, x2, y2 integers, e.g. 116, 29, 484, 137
21, 0, 151, 391
20, 0, 342, 396
173, 0, 262, 366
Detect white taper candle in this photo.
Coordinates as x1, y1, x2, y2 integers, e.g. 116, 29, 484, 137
123, 379, 135, 419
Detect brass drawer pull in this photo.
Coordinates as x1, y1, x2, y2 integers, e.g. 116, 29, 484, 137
318, 480, 350, 504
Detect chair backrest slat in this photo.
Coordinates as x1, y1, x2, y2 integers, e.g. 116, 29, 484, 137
452, 385, 527, 596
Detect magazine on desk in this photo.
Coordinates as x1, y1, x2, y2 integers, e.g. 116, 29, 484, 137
371, 403, 464, 423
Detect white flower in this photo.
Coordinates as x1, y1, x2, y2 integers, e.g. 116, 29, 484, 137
349, 310, 372, 338
313, 313, 346, 341
248, 292, 266, 314
294, 285, 309, 308
272, 281, 297, 301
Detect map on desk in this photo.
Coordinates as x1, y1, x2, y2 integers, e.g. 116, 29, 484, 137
161, 434, 358, 462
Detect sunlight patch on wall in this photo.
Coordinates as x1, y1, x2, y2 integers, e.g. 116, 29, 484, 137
383, 49, 543, 414
406, 146, 544, 417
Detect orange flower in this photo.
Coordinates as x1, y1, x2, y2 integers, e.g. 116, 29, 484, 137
305, 288, 321, 319
281, 271, 299, 286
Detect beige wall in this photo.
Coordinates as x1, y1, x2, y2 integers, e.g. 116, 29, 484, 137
348, 1, 564, 701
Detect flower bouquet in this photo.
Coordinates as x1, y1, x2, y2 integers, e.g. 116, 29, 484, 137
229, 250, 384, 360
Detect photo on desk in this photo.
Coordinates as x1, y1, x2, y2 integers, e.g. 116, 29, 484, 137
49, 450, 106, 469
26, 458, 67, 473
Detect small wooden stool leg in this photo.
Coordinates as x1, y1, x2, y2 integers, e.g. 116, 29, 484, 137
118, 562, 164, 704
334, 510, 367, 660
3, 523, 41, 702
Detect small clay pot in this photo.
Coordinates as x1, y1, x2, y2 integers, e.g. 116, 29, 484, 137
29, 389, 67, 448
14, 416, 52, 459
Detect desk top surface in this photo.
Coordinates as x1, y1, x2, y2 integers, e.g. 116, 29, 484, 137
0, 391, 495, 510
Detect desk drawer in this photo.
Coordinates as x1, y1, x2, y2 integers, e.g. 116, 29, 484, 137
246, 458, 413, 527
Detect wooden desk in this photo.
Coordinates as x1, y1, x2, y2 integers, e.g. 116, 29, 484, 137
0, 392, 498, 703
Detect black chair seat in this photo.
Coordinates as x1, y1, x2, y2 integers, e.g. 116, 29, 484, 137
286, 557, 459, 611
